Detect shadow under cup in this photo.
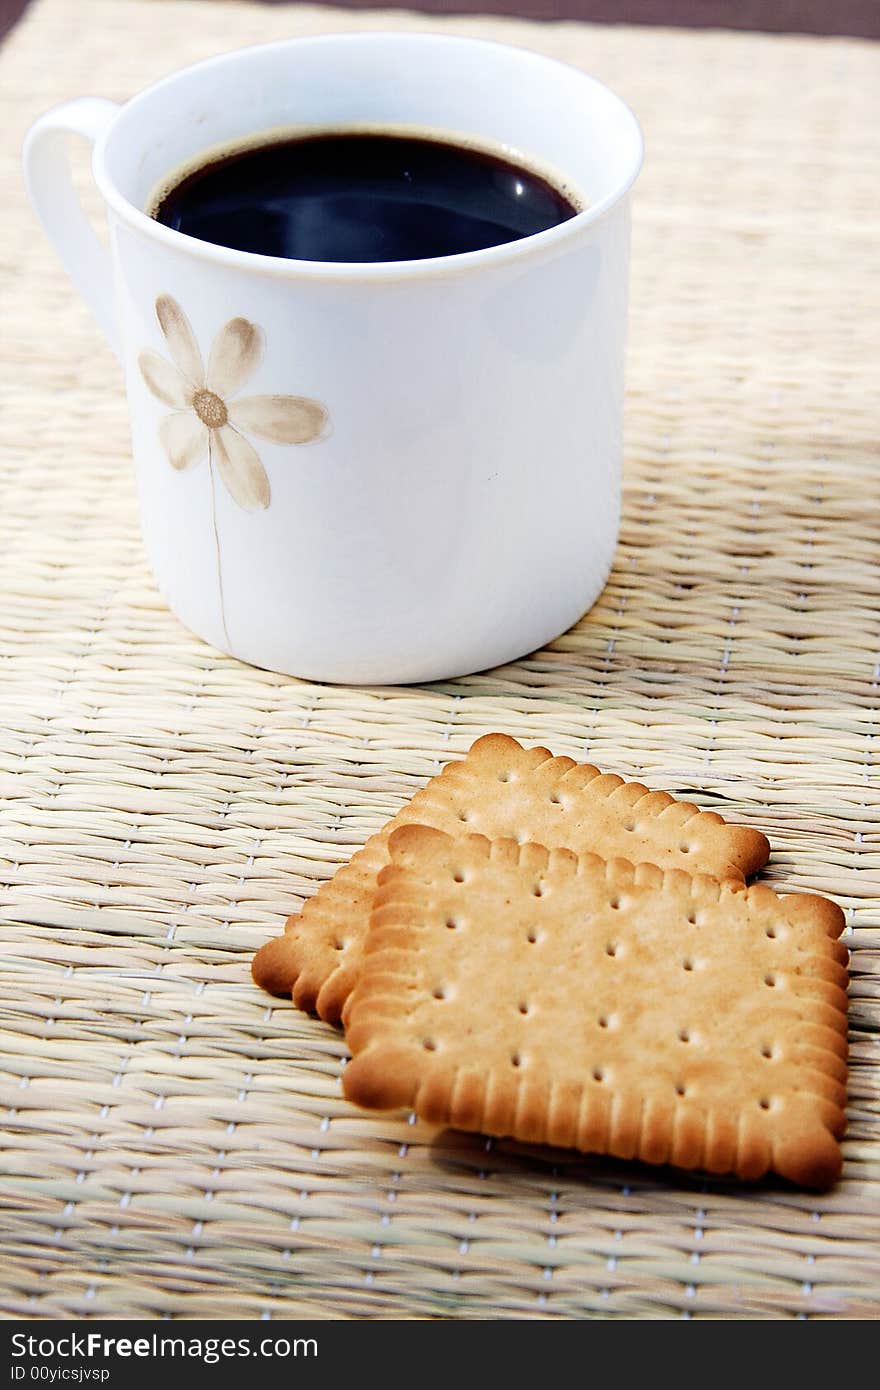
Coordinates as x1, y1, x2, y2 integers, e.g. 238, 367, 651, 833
30, 34, 644, 684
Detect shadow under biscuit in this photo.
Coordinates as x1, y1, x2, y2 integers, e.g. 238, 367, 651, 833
427, 1127, 797, 1198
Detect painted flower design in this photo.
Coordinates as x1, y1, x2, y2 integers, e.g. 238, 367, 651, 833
138, 294, 327, 649
138, 294, 327, 511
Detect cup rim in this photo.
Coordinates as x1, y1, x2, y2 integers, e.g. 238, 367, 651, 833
93, 31, 644, 282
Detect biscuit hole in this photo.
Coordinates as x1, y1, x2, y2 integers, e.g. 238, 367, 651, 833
457, 810, 470, 823
511, 1053, 522, 1068
333, 938, 345, 951
764, 973, 776, 987
445, 917, 458, 931
759, 1097, 771, 1110
549, 793, 562, 805
623, 820, 635, 833
679, 1029, 691, 1043
527, 929, 539, 944
598, 1015, 609, 1029
605, 942, 618, 958
675, 1083, 687, 1097
680, 843, 692, 855
686, 913, 698, 926
518, 1002, 530, 1015
592, 1067, 604, 1083
453, 871, 465, 884
497, 771, 513, 783
765, 926, 777, 939
422, 1038, 437, 1052
682, 957, 694, 972
761, 1044, 774, 1059
532, 883, 545, 898
610, 897, 621, 910
432, 987, 447, 1001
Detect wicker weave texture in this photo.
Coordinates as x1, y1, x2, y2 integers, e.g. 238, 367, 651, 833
1, 0, 879, 1319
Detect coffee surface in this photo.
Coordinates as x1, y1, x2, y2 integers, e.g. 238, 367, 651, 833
152, 130, 579, 263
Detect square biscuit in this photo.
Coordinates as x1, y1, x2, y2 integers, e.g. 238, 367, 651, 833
343, 826, 847, 1188
252, 733, 770, 1023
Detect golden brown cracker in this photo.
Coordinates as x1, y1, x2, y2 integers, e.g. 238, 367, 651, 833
343, 826, 847, 1188
253, 733, 770, 1023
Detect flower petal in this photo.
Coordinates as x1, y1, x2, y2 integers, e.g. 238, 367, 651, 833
229, 394, 328, 445
207, 318, 263, 398
138, 350, 193, 408
212, 425, 270, 510
159, 412, 209, 471
156, 295, 204, 387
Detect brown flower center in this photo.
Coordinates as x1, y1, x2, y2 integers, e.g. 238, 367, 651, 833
193, 389, 228, 429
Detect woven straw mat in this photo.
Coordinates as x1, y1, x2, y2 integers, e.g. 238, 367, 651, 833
1, 0, 878, 1320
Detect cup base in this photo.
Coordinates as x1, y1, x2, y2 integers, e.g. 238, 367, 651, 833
166, 565, 614, 686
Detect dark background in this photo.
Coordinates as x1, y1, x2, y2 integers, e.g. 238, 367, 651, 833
2, 0, 880, 42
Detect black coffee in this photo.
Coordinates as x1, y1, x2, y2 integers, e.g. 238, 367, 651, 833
151, 129, 579, 263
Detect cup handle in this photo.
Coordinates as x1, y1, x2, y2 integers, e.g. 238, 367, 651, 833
23, 98, 122, 358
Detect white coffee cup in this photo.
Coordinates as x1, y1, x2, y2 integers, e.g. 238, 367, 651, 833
24, 34, 642, 684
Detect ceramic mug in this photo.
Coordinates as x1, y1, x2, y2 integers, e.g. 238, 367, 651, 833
24, 34, 643, 684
